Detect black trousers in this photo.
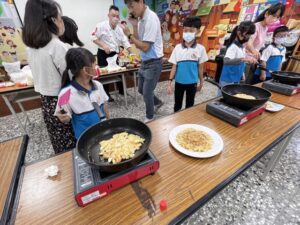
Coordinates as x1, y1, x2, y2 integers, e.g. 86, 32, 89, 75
174, 82, 197, 112
97, 48, 124, 96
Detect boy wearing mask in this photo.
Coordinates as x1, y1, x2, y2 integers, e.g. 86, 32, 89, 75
167, 16, 208, 112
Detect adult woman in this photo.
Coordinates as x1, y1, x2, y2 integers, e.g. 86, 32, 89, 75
244, 3, 285, 84
22, 0, 76, 153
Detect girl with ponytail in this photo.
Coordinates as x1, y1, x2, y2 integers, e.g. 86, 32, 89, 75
218, 21, 256, 95
22, 0, 76, 153
55, 48, 109, 139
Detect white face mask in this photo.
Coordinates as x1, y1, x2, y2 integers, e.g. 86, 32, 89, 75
183, 32, 195, 43
274, 37, 286, 46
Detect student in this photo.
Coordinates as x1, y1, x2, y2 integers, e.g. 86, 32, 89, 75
245, 3, 285, 84
55, 48, 109, 139
22, 0, 76, 153
59, 16, 83, 47
252, 26, 288, 84
218, 21, 257, 95
167, 16, 208, 112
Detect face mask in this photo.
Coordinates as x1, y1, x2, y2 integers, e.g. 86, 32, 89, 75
274, 37, 285, 46
163, 31, 171, 41
238, 36, 250, 44
183, 32, 195, 43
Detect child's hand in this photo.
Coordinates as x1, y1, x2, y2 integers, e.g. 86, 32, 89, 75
56, 111, 71, 123
259, 73, 266, 81
243, 57, 258, 64
196, 83, 203, 92
167, 83, 173, 95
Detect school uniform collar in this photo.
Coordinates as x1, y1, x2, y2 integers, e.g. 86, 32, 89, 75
182, 40, 197, 49
233, 40, 243, 48
71, 80, 96, 94
140, 6, 150, 21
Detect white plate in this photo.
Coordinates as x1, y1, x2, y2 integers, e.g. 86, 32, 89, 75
169, 124, 224, 158
265, 101, 285, 112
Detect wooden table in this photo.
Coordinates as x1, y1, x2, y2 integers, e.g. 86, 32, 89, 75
256, 83, 300, 109
14, 102, 300, 225
0, 136, 28, 224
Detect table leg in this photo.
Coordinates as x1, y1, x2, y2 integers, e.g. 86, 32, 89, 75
121, 73, 128, 109
2, 94, 27, 134
133, 71, 137, 106
261, 130, 295, 180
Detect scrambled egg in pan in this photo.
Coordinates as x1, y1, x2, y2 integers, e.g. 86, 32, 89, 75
99, 132, 145, 164
233, 93, 256, 100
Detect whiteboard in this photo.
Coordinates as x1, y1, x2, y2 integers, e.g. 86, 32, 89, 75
14, 0, 113, 54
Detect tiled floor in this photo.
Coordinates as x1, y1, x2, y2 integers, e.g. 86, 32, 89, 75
1, 81, 299, 225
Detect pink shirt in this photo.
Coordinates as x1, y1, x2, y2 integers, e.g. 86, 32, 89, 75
246, 22, 268, 58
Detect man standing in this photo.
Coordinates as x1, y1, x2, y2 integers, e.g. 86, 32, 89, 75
122, 0, 164, 123
91, 5, 131, 101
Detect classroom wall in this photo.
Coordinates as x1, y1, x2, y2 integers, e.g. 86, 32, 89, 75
14, 0, 114, 54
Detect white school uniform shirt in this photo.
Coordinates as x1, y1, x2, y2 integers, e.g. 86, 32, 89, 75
26, 36, 70, 96
225, 42, 245, 59
91, 20, 131, 53
260, 44, 286, 63
137, 6, 163, 61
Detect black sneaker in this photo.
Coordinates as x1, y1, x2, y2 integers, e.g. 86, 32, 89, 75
108, 97, 115, 102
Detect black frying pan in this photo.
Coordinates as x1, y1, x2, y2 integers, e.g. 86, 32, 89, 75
257, 65, 300, 85
207, 79, 271, 109
77, 114, 151, 173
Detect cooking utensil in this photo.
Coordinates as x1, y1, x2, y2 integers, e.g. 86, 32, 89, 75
257, 65, 300, 85
207, 79, 271, 109
76, 117, 152, 173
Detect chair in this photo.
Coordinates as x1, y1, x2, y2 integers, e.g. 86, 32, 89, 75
12, 90, 40, 133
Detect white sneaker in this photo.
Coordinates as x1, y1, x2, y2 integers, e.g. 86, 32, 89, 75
144, 117, 154, 124
154, 101, 164, 113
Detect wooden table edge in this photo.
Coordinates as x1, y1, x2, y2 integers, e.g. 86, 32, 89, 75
169, 122, 300, 225
0, 135, 28, 225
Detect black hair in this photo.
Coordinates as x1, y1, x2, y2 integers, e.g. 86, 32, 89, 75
227, 21, 256, 47
59, 16, 83, 47
109, 5, 119, 11
273, 25, 289, 37
61, 48, 96, 88
183, 16, 201, 29
22, 0, 62, 48
254, 3, 285, 23
124, 0, 145, 4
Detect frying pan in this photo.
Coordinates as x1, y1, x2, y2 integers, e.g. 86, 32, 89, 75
77, 104, 152, 173
207, 79, 271, 109
257, 65, 300, 85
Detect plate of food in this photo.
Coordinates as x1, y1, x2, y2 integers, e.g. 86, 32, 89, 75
265, 101, 285, 112
169, 124, 224, 158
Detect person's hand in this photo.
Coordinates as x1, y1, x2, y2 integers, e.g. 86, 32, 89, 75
103, 45, 111, 54
243, 57, 258, 64
196, 83, 203, 92
56, 111, 71, 123
167, 83, 173, 95
253, 50, 261, 60
259, 73, 266, 81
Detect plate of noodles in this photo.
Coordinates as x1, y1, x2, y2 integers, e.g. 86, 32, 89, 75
169, 124, 224, 158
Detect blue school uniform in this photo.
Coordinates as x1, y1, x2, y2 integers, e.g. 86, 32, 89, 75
219, 41, 246, 84
55, 80, 109, 139
254, 44, 286, 78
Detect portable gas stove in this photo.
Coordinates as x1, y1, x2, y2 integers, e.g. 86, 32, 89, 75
262, 80, 300, 96
206, 99, 266, 127
73, 149, 159, 207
